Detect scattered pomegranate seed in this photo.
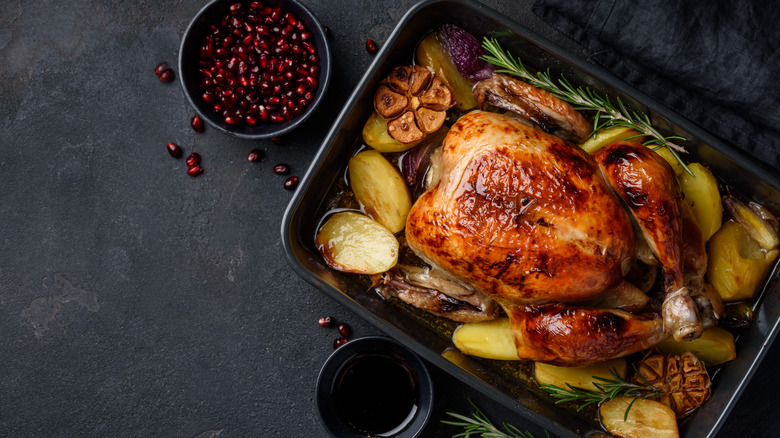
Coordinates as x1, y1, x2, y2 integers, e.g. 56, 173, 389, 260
187, 165, 204, 177
185, 152, 201, 167
158, 69, 175, 83
318, 316, 334, 328
166, 142, 183, 158
247, 148, 263, 162
191, 115, 205, 132
365, 39, 378, 54
270, 136, 284, 145
284, 175, 299, 190
155, 62, 169, 76
322, 26, 331, 38
273, 163, 289, 174
337, 322, 351, 338
333, 337, 348, 349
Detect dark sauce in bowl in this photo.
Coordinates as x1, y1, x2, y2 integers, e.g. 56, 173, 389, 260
333, 353, 419, 437
316, 336, 433, 438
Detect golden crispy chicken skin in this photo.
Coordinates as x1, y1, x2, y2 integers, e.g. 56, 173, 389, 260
594, 142, 704, 341
507, 305, 664, 366
405, 111, 693, 365
406, 111, 635, 305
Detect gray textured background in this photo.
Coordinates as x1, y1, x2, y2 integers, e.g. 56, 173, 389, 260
1, 0, 777, 436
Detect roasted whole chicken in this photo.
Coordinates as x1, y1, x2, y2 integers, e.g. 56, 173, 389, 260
399, 110, 715, 366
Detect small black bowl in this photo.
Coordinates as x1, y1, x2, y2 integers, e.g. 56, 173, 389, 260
178, 0, 331, 139
316, 336, 434, 438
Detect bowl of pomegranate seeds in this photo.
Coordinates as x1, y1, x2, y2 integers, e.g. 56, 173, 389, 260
178, 0, 331, 139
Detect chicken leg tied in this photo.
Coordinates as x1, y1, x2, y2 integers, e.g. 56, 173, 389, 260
594, 142, 703, 341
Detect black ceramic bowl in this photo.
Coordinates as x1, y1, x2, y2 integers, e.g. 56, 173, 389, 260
178, 0, 331, 139
316, 336, 434, 438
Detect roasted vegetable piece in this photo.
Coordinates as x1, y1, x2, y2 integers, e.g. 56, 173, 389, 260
438, 24, 494, 81
600, 397, 679, 438
633, 352, 711, 418
649, 146, 686, 177
718, 302, 754, 330
348, 150, 411, 233
579, 126, 643, 154
315, 212, 399, 275
679, 163, 723, 242
723, 195, 780, 250
706, 220, 779, 301
416, 32, 478, 111
655, 327, 736, 366
362, 111, 421, 153
534, 358, 627, 392
374, 65, 453, 144
452, 318, 520, 360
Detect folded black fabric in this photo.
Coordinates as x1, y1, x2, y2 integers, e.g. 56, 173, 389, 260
533, 0, 780, 171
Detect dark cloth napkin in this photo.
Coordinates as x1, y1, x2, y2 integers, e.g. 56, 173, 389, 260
533, 0, 780, 171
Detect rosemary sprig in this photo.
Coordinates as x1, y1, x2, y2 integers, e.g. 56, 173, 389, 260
540, 368, 661, 421
480, 37, 693, 177
443, 401, 548, 438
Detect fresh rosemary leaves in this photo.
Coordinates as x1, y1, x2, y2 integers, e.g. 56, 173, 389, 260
480, 37, 693, 177
443, 401, 548, 438
539, 368, 660, 420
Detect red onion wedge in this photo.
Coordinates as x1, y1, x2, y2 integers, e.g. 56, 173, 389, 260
439, 24, 493, 81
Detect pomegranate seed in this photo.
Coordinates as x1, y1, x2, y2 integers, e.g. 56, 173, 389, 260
187, 165, 204, 177
273, 163, 289, 174
247, 149, 263, 161
191, 115, 205, 132
166, 142, 182, 158
365, 39, 378, 54
258, 107, 270, 121
283, 175, 299, 190
337, 322, 351, 338
270, 136, 284, 145
158, 68, 175, 83
185, 152, 201, 167
318, 316, 333, 328
333, 337, 348, 349
154, 62, 168, 76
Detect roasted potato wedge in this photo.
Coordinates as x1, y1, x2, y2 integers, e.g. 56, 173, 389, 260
416, 32, 477, 111
679, 163, 723, 242
706, 220, 779, 302
579, 126, 643, 154
348, 150, 411, 234
535, 358, 627, 392
600, 397, 679, 438
315, 211, 399, 275
362, 111, 421, 153
655, 327, 736, 366
452, 318, 520, 360
650, 146, 686, 177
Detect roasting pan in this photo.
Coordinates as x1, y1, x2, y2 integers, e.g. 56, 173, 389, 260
281, 0, 780, 435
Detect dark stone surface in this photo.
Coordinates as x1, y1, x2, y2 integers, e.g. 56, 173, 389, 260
0, 0, 777, 436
